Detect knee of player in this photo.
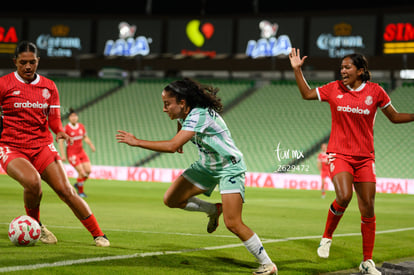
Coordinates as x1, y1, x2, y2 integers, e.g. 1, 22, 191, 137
23, 174, 42, 194
336, 192, 352, 207
223, 217, 243, 234
55, 183, 78, 202
163, 194, 175, 208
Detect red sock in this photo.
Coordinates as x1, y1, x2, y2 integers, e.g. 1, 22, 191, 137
25, 205, 40, 223
361, 216, 376, 261
80, 214, 104, 238
76, 177, 86, 193
322, 199, 347, 238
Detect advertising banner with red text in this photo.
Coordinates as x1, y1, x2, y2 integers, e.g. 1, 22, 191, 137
62, 165, 414, 195
2, 164, 411, 195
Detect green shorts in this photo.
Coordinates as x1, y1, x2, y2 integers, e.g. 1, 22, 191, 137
182, 160, 246, 201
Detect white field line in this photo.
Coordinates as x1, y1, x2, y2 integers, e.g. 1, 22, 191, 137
1, 226, 413, 273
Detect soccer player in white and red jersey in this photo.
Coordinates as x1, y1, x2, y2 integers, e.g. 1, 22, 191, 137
289, 48, 414, 275
59, 108, 95, 198
317, 143, 329, 198
0, 41, 109, 247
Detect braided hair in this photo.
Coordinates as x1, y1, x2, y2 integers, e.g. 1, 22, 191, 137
164, 78, 223, 113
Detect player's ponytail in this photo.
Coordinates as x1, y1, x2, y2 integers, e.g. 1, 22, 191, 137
165, 78, 223, 113
342, 53, 371, 82
14, 41, 38, 59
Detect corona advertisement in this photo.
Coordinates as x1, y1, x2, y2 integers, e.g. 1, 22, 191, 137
28, 19, 91, 57
309, 16, 376, 57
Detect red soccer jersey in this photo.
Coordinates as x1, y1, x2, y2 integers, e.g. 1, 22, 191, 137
0, 72, 64, 149
64, 122, 86, 155
317, 152, 329, 174
316, 80, 391, 158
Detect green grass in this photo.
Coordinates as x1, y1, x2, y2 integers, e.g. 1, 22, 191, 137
0, 174, 413, 274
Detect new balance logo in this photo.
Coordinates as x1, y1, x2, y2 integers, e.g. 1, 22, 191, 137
337, 105, 370, 115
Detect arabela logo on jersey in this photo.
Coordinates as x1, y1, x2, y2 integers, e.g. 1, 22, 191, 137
337, 105, 370, 115
14, 101, 48, 109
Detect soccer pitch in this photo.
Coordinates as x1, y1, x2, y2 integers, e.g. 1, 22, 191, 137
1, 174, 413, 274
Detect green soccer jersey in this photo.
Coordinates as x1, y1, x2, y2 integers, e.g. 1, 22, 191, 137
179, 107, 245, 171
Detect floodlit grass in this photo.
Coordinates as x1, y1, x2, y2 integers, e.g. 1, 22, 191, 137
0, 174, 413, 274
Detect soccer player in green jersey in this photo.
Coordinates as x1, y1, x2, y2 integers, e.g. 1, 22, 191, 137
116, 78, 277, 275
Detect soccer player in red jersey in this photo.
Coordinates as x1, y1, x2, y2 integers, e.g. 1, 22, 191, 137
317, 143, 330, 198
0, 41, 109, 247
59, 108, 95, 198
289, 48, 414, 274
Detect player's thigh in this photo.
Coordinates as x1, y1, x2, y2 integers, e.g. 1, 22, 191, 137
164, 175, 206, 207
7, 157, 42, 190
41, 160, 75, 197
221, 193, 243, 223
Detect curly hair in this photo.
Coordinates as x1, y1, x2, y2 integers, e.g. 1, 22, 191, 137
164, 78, 223, 113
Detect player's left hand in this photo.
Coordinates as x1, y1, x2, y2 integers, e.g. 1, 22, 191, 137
56, 131, 73, 145
116, 130, 139, 146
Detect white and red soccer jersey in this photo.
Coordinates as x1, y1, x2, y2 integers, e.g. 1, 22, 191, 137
316, 80, 391, 158
64, 123, 86, 155
0, 72, 64, 149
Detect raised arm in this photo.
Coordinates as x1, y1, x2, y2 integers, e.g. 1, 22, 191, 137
116, 129, 195, 153
289, 48, 319, 100
382, 103, 414, 124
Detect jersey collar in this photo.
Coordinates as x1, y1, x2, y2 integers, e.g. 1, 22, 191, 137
14, 71, 40, 85
346, 82, 366, 91
67, 123, 79, 129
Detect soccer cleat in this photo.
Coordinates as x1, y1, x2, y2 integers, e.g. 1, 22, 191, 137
253, 263, 278, 275
207, 203, 222, 233
317, 237, 332, 258
74, 183, 87, 198
39, 225, 58, 244
94, 235, 110, 247
359, 259, 381, 275
74, 183, 80, 194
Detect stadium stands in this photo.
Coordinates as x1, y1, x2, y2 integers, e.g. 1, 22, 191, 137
374, 85, 414, 178
54, 78, 122, 115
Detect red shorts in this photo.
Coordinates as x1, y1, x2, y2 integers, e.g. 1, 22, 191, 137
67, 150, 90, 167
0, 143, 61, 174
329, 153, 376, 183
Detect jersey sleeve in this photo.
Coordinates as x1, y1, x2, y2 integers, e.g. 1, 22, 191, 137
47, 81, 65, 134
81, 123, 87, 137
0, 75, 8, 103
376, 84, 391, 109
180, 108, 208, 133
316, 81, 337, 102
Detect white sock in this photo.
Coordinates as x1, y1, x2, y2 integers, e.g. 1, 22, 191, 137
243, 233, 272, 264
184, 197, 216, 215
